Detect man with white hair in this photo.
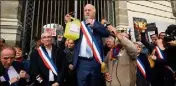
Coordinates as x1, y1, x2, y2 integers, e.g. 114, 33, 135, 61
65, 4, 110, 86
30, 32, 66, 86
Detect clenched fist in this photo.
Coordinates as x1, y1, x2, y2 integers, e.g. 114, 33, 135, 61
19, 70, 29, 79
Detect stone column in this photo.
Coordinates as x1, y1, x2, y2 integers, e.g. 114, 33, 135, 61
115, 0, 129, 29
0, 0, 22, 46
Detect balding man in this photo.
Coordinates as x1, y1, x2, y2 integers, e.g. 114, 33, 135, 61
65, 4, 110, 86
29, 32, 66, 86
0, 46, 29, 86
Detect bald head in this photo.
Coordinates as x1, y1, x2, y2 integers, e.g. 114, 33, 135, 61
84, 4, 96, 12
84, 4, 96, 19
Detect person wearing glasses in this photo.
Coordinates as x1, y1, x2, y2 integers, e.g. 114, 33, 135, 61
29, 32, 66, 86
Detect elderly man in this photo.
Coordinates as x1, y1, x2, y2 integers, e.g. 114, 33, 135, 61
29, 32, 66, 86
106, 25, 137, 86
0, 46, 29, 86
65, 4, 110, 86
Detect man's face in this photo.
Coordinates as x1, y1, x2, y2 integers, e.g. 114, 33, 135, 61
41, 33, 52, 46
84, 4, 95, 19
151, 35, 158, 43
67, 40, 74, 49
106, 39, 114, 48
0, 48, 15, 68
159, 33, 165, 39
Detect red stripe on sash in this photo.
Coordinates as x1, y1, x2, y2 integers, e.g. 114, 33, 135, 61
80, 24, 101, 64
37, 48, 51, 70
137, 62, 146, 78
155, 47, 163, 59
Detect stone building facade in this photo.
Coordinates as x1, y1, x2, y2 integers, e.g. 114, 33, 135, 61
0, 0, 176, 46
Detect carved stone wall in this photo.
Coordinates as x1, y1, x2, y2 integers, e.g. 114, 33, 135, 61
0, 0, 22, 46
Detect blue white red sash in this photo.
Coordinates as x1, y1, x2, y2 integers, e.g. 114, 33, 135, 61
155, 46, 175, 73
80, 21, 102, 64
37, 47, 58, 75
137, 58, 146, 78
155, 46, 165, 60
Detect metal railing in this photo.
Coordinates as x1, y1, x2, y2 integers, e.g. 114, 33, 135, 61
21, 0, 116, 57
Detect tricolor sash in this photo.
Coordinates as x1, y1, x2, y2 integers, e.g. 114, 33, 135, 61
137, 58, 146, 78
155, 46, 175, 73
155, 46, 165, 60
37, 47, 58, 75
80, 21, 102, 64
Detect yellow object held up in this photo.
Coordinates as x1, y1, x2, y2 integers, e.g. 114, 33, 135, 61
64, 17, 80, 40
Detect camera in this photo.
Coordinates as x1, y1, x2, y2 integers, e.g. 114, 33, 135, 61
164, 24, 176, 43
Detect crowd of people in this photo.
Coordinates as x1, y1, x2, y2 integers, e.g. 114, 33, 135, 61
1, 4, 176, 86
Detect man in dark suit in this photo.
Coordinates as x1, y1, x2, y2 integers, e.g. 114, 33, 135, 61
0, 46, 29, 86
30, 32, 66, 86
65, 4, 110, 86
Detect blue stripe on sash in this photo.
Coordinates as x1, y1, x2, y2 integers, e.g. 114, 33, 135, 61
42, 48, 59, 73
83, 21, 102, 60
137, 58, 145, 70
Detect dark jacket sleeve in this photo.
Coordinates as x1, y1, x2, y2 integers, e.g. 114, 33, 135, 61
29, 50, 40, 83
154, 52, 167, 66
141, 32, 154, 54
92, 21, 110, 37
142, 54, 152, 82
119, 37, 137, 60
57, 51, 67, 85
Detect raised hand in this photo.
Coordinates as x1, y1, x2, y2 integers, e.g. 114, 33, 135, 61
69, 64, 74, 70
9, 77, 19, 84
86, 19, 94, 26
19, 70, 29, 79
65, 14, 71, 23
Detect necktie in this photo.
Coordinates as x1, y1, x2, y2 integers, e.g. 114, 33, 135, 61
3, 68, 10, 81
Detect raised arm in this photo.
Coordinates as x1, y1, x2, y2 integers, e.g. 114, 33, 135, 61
92, 21, 110, 37
107, 25, 137, 60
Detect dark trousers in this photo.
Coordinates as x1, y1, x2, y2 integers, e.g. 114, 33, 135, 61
64, 69, 77, 86
136, 75, 150, 86
76, 57, 101, 86
164, 68, 175, 86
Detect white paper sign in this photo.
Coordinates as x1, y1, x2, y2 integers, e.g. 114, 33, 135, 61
70, 23, 80, 33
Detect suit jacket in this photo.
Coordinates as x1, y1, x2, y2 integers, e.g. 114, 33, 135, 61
29, 45, 66, 86
137, 53, 151, 82
73, 20, 110, 68
1, 61, 28, 86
